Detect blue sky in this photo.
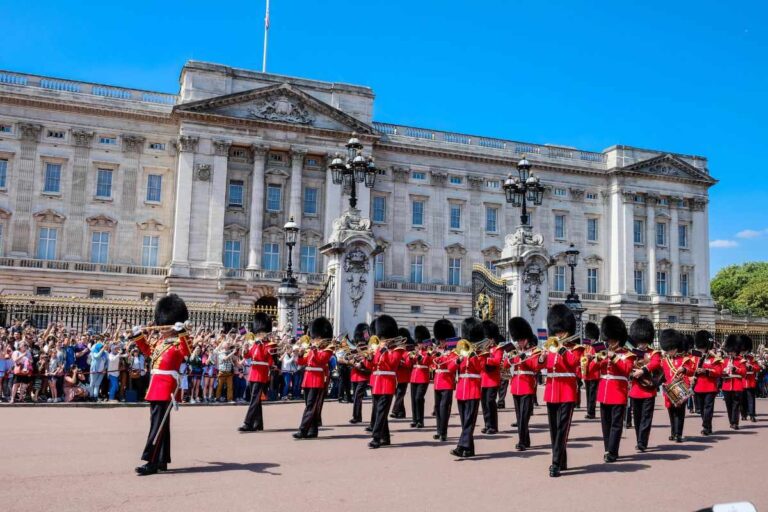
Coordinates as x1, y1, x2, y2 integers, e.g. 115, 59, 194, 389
2, 0, 766, 276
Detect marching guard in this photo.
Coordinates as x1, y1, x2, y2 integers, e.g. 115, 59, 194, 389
691, 330, 722, 436
581, 322, 601, 420
506, 317, 542, 451
293, 317, 335, 440
659, 329, 695, 442
740, 335, 759, 423
628, 318, 661, 452
432, 319, 458, 442
480, 320, 503, 435
390, 328, 412, 419
368, 315, 403, 449
721, 334, 747, 430
239, 312, 275, 432
408, 325, 433, 428
349, 323, 371, 424
451, 318, 486, 458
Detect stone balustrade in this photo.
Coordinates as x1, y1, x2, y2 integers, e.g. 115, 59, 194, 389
0, 257, 167, 276
374, 280, 472, 294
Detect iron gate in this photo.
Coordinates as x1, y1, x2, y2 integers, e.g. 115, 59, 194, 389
471, 264, 510, 338
298, 275, 335, 329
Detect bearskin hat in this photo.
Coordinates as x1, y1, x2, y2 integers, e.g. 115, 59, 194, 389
309, 317, 333, 340
584, 322, 600, 343
481, 320, 501, 344
601, 316, 628, 346
723, 334, 740, 354
694, 330, 713, 350
659, 329, 679, 352
433, 318, 456, 341
461, 317, 484, 343
353, 323, 370, 344
399, 327, 414, 345
547, 304, 576, 336
683, 334, 694, 352
629, 318, 655, 347
414, 325, 431, 344
738, 334, 754, 353
508, 317, 536, 343
373, 314, 399, 339
154, 294, 189, 326
252, 312, 271, 334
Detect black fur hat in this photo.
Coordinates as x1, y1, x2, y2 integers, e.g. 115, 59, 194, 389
398, 327, 414, 344
154, 294, 189, 326
374, 314, 399, 339
601, 316, 628, 346
629, 318, 655, 347
252, 312, 271, 334
659, 329, 679, 352
584, 322, 600, 342
547, 304, 576, 336
508, 317, 535, 343
481, 320, 501, 344
353, 323, 370, 344
461, 317, 484, 343
414, 325, 431, 344
433, 319, 456, 341
309, 317, 333, 340
683, 334, 694, 352
694, 330, 713, 350
738, 334, 754, 353
723, 334, 740, 353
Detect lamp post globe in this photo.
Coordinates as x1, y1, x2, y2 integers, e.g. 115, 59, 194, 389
283, 217, 299, 285
329, 132, 379, 211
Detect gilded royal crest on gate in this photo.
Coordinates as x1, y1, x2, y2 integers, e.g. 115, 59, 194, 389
475, 291, 495, 321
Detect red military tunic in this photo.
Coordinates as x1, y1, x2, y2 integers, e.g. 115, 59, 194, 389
433, 351, 458, 391
247, 340, 274, 383
134, 332, 191, 402
579, 344, 601, 381
298, 348, 332, 389
743, 355, 758, 389
692, 355, 723, 393
456, 355, 484, 401
661, 355, 696, 408
721, 357, 747, 392
543, 345, 584, 403
371, 348, 402, 395
596, 348, 635, 405
480, 346, 504, 388
351, 358, 370, 383
408, 349, 433, 385
394, 347, 411, 384
629, 349, 662, 399
507, 349, 542, 396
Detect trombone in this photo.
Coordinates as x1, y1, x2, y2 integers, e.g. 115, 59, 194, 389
452, 338, 493, 358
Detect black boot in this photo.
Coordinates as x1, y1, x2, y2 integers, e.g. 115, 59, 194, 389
135, 463, 158, 476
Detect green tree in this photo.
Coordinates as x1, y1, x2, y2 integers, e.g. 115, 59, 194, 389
711, 262, 768, 316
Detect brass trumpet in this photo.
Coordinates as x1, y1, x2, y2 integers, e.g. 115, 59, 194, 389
543, 333, 580, 353
452, 338, 493, 358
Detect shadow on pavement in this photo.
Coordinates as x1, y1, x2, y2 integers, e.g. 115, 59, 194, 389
566, 462, 650, 475
621, 452, 691, 462
165, 461, 281, 475
456, 449, 548, 461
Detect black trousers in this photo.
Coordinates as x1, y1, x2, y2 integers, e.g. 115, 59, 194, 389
497, 380, 508, 407
695, 392, 717, 432
409, 383, 429, 424
351, 381, 367, 422
575, 380, 582, 408
435, 389, 453, 437
546, 402, 575, 468
457, 399, 480, 453
338, 366, 352, 401
299, 387, 323, 435
724, 390, 742, 426
481, 386, 499, 430
632, 396, 655, 448
317, 382, 328, 427
667, 405, 686, 437
141, 401, 171, 464
741, 388, 756, 418
513, 394, 534, 447
391, 382, 408, 417
626, 398, 633, 425
600, 403, 626, 456
372, 394, 393, 442
584, 380, 598, 417
243, 382, 265, 429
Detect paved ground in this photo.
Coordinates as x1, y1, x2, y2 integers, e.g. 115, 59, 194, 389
1, 393, 765, 512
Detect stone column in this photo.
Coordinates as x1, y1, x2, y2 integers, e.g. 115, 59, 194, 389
608, 190, 624, 297
117, 135, 145, 264
669, 201, 680, 295
247, 145, 268, 269
277, 281, 301, 337
622, 196, 635, 296
646, 197, 657, 295
430, 170, 447, 282
169, 135, 198, 276
206, 140, 230, 268
692, 198, 709, 299
10, 123, 42, 256
390, 166, 410, 280
289, 147, 305, 267
64, 130, 94, 260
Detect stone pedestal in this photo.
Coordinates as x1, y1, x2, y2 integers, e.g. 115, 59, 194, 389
320, 208, 381, 337
277, 281, 301, 338
495, 225, 552, 337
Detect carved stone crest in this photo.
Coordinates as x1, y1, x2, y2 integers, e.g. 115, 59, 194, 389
18, 123, 42, 142
507, 225, 544, 248
122, 134, 146, 154
71, 130, 95, 147
196, 164, 211, 181
522, 262, 544, 315
248, 96, 314, 125
344, 247, 370, 315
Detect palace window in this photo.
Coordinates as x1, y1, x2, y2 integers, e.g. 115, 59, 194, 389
486, 180, 500, 189
0, 159, 7, 188
267, 184, 282, 211
554, 214, 566, 240
303, 187, 318, 215
89, 289, 104, 299
47, 129, 65, 139
228, 180, 244, 207
300, 245, 317, 273
146, 174, 162, 202
90, 232, 110, 264
373, 196, 387, 223
680, 273, 690, 297
450, 176, 462, 185
678, 224, 688, 248
36, 287, 51, 296
99, 136, 117, 145
587, 218, 598, 242
223, 240, 242, 269
410, 255, 424, 283
485, 207, 498, 233
263, 243, 280, 271
412, 171, 426, 180
634, 270, 645, 294
374, 253, 384, 281
554, 187, 567, 197
373, 303, 383, 313
141, 236, 159, 267
447, 258, 462, 286
449, 307, 461, 316
656, 271, 668, 296
37, 227, 57, 260
586, 192, 598, 200
633, 220, 645, 245
149, 142, 166, 151
412, 200, 424, 227
43, 163, 61, 194
633, 195, 645, 204
449, 204, 462, 230
0, 124, 11, 133
95, 169, 113, 198
587, 268, 599, 294
656, 222, 667, 246
140, 292, 155, 301
411, 305, 422, 314
553, 265, 566, 292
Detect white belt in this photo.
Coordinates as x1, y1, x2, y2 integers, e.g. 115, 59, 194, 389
513, 371, 535, 376
746, 372, 755, 375
374, 371, 397, 376
413, 365, 429, 369
459, 373, 481, 379
151, 370, 179, 378
723, 375, 740, 379
435, 369, 451, 374
252, 361, 270, 367
601, 375, 628, 382
305, 367, 324, 372
547, 373, 576, 378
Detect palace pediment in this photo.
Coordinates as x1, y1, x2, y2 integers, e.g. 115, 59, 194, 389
617, 154, 715, 185
174, 83, 374, 134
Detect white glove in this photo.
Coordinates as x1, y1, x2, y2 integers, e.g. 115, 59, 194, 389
132, 326, 142, 337
173, 322, 185, 332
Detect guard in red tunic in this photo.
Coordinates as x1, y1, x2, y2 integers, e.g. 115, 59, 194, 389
581, 322, 601, 420
594, 316, 635, 462
659, 329, 696, 442
690, 330, 723, 436
239, 312, 275, 432
451, 318, 485, 458
390, 327, 412, 419
432, 319, 458, 442
506, 317, 542, 451
408, 325, 433, 429
480, 320, 503, 435
543, 304, 585, 478
132, 294, 190, 476
628, 318, 661, 452
368, 315, 403, 449
739, 335, 758, 423
349, 323, 371, 424
293, 317, 334, 440
721, 334, 748, 430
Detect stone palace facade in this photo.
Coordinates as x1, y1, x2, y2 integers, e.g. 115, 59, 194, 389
0, 61, 716, 329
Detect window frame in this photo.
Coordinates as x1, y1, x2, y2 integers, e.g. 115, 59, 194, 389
554, 214, 566, 240
146, 174, 163, 203
656, 222, 667, 247
586, 267, 599, 294
412, 200, 425, 227
449, 204, 462, 230
586, 217, 599, 242
262, 243, 280, 271
303, 187, 318, 216
372, 196, 387, 223
228, 180, 245, 208
410, 255, 424, 283
300, 245, 318, 274
95, 168, 113, 199
266, 184, 282, 212
447, 257, 462, 286
485, 206, 499, 233
223, 239, 242, 269
633, 219, 645, 245
43, 162, 62, 195
89, 231, 110, 264
141, 235, 159, 267
37, 227, 58, 260
553, 265, 566, 292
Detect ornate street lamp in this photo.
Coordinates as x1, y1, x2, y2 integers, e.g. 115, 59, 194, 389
503, 156, 545, 226
564, 243, 585, 335
329, 133, 378, 210
283, 217, 299, 285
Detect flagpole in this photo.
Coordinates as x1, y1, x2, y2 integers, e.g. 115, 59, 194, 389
262, 0, 270, 72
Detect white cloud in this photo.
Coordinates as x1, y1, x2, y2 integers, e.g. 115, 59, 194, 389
710, 239, 739, 248
735, 229, 766, 239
